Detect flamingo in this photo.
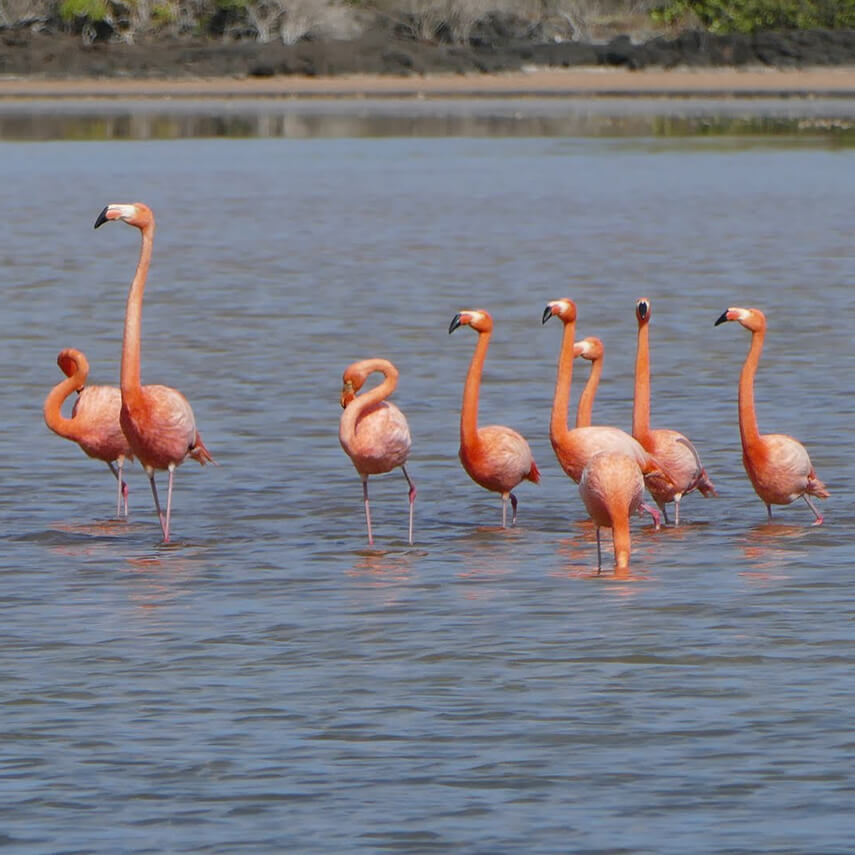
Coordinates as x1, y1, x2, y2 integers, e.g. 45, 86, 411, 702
633, 297, 716, 525
449, 309, 540, 527
572, 336, 604, 428
579, 452, 644, 572
43, 347, 133, 518
542, 299, 672, 501
715, 306, 828, 524
95, 202, 213, 543
339, 358, 416, 546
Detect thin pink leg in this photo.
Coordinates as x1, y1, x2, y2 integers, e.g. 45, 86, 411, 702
595, 527, 603, 572
108, 459, 129, 518
402, 465, 415, 546
148, 471, 169, 543
362, 476, 373, 546
640, 502, 661, 531
164, 464, 175, 543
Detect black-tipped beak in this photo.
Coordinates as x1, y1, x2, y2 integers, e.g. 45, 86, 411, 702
542, 306, 554, 325
637, 301, 649, 320
448, 313, 462, 334
94, 206, 109, 229
714, 310, 729, 327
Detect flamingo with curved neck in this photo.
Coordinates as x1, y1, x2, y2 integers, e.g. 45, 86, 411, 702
572, 336, 604, 429
715, 306, 828, 524
449, 309, 539, 528
632, 297, 716, 525
95, 202, 213, 543
44, 347, 133, 517
340, 358, 415, 546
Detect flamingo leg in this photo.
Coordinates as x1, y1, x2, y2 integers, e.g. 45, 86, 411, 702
509, 492, 518, 526
673, 495, 681, 527
766, 504, 773, 520
402, 465, 416, 546
164, 463, 176, 543
660, 503, 670, 526
804, 495, 824, 526
107, 458, 129, 518
362, 476, 374, 546
148, 471, 169, 542
595, 527, 602, 573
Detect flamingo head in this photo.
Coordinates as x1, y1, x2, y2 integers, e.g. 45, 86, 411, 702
714, 306, 766, 333
94, 202, 154, 230
635, 297, 652, 326
56, 348, 88, 390
573, 336, 604, 363
449, 309, 492, 335
542, 298, 577, 325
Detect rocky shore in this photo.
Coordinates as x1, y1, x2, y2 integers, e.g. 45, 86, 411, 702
2, 22, 855, 81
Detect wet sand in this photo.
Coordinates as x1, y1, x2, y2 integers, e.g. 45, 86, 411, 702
3, 67, 855, 100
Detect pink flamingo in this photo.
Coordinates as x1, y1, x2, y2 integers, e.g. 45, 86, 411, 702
572, 336, 604, 428
449, 309, 540, 527
579, 451, 644, 572
633, 297, 716, 525
44, 347, 133, 517
715, 306, 828, 524
339, 358, 415, 546
542, 299, 671, 507
95, 202, 213, 543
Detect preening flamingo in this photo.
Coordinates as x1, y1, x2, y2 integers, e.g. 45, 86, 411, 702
632, 297, 716, 525
95, 202, 213, 543
579, 451, 644, 571
572, 336, 604, 429
715, 306, 828, 524
44, 347, 133, 517
542, 299, 672, 497
449, 309, 540, 527
339, 358, 416, 546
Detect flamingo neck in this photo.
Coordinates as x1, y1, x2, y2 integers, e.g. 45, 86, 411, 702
738, 327, 764, 453
43, 369, 85, 441
576, 357, 601, 429
550, 318, 575, 445
460, 329, 489, 450
632, 322, 652, 443
341, 362, 397, 438
612, 514, 632, 570
121, 221, 154, 401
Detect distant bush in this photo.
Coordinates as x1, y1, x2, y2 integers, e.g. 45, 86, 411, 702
651, 0, 855, 34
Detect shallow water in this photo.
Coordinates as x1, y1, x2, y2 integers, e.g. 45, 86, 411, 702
1, 105, 854, 853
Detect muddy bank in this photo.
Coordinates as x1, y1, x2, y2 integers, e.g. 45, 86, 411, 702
2, 24, 855, 80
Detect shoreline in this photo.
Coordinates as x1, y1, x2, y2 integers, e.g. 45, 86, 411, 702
4, 67, 855, 100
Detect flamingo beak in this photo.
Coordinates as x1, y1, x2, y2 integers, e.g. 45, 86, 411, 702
448, 313, 463, 334
541, 305, 555, 324
637, 300, 649, 320
94, 206, 110, 229
340, 380, 355, 409
714, 310, 730, 326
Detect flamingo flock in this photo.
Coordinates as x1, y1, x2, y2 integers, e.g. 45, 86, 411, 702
45, 203, 829, 562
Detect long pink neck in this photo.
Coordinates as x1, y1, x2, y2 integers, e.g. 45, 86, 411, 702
738, 327, 764, 453
576, 357, 601, 428
121, 221, 154, 401
612, 513, 631, 570
43, 367, 85, 441
550, 318, 575, 444
460, 330, 489, 450
632, 322, 652, 443
341, 361, 397, 438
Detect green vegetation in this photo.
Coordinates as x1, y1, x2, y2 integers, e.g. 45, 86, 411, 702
59, 0, 108, 23
652, 0, 855, 34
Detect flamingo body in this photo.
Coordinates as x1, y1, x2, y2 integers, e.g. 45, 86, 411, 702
44, 347, 133, 517
95, 202, 212, 542
579, 451, 643, 570
449, 309, 539, 527
715, 306, 828, 524
340, 358, 415, 545
633, 297, 715, 524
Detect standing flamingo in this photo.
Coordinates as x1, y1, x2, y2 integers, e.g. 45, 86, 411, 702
579, 452, 644, 572
633, 297, 716, 525
715, 307, 828, 524
449, 309, 540, 527
572, 336, 604, 429
44, 347, 133, 517
339, 358, 416, 546
95, 202, 213, 543
542, 299, 671, 498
